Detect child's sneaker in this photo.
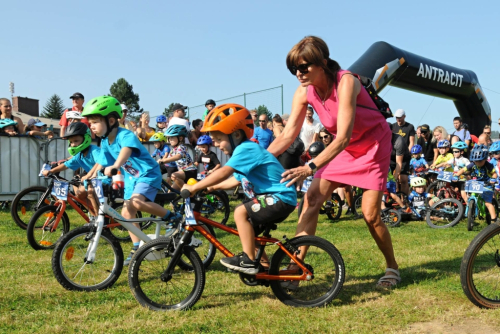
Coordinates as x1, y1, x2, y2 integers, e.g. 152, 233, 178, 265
163, 211, 183, 237
124, 246, 138, 266
220, 252, 258, 275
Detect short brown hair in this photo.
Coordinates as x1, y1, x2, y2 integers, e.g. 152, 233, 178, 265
286, 36, 341, 86
272, 114, 283, 125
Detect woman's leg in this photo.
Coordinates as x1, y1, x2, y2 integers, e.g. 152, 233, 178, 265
361, 189, 399, 286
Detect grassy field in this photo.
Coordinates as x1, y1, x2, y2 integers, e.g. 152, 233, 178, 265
1, 202, 500, 334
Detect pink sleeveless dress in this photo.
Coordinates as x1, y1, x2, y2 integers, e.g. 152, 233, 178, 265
308, 70, 392, 191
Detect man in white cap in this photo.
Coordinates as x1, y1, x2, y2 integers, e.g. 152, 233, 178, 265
118, 104, 133, 131
391, 109, 415, 151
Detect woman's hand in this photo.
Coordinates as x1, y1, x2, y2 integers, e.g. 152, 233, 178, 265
281, 165, 314, 187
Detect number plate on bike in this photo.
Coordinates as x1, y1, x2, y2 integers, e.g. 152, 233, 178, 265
51, 181, 69, 200
437, 171, 453, 182
301, 180, 312, 193
91, 179, 105, 203
465, 180, 484, 193
184, 198, 197, 225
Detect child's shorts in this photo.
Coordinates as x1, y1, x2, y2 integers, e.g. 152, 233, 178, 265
180, 169, 198, 182
482, 189, 494, 203
239, 194, 295, 235
126, 182, 159, 202
165, 167, 178, 177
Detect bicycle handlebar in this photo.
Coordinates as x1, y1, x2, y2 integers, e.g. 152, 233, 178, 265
180, 189, 191, 199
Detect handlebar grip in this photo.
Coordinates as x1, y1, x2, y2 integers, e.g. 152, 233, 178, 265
180, 189, 191, 199
110, 168, 118, 176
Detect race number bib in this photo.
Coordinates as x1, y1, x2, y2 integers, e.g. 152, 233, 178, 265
465, 180, 484, 193
437, 171, 453, 182
301, 180, 312, 193
241, 177, 256, 199
51, 181, 69, 201
91, 179, 105, 203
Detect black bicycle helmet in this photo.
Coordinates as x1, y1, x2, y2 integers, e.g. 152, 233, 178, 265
205, 99, 216, 107
63, 122, 89, 138
308, 141, 325, 157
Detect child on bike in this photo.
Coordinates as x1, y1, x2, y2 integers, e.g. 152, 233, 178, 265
409, 145, 429, 174
454, 144, 498, 222
42, 122, 101, 211
149, 132, 171, 175
81, 96, 181, 265
194, 135, 221, 177
382, 167, 407, 211
489, 142, 500, 192
444, 142, 470, 200
408, 177, 438, 216
156, 115, 168, 133
431, 140, 453, 172
162, 125, 198, 190
182, 104, 297, 274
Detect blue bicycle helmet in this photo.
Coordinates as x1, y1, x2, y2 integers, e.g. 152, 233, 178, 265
411, 145, 422, 154
197, 135, 212, 146
156, 115, 167, 123
470, 144, 489, 161
489, 141, 500, 153
165, 124, 188, 138
451, 141, 468, 151
437, 139, 450, 148
0, 119, 17, 129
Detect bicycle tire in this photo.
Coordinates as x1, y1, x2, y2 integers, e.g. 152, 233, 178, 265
354, 195, 362, 210
26, 205, 70, 250
201, 190, 230, 225
381, 209, 401, 227
460, 223, 500, 308
106, 203, 143, 243
52, 225, 124, 291
468, 200, 476, 231
325, 193, 342, 221
269, 235, 344, 307
11, 186, 52, 230
425, 198, 464, 229
177, 224, 217, 270
128, 237, 205, 311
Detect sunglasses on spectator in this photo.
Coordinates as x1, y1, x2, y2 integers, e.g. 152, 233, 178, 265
259, 120, 266, 123
484, 132, 491, 135
288, 62, 314, 75
320, 135, 330, 139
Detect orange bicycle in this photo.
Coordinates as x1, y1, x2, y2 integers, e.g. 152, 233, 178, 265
128, 188, 345, 310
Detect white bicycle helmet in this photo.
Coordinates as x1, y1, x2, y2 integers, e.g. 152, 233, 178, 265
410, 177, 427, 187
66, 111, 84, 120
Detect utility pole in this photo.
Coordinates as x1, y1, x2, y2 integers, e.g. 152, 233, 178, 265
9, 82, 14, 99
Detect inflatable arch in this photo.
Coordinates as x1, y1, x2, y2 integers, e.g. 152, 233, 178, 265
348, 41, 491, 136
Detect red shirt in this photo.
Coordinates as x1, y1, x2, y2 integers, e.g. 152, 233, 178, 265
59, 107, 89, 127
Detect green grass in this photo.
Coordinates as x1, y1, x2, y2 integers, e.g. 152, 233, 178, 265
1, 203, 500, 334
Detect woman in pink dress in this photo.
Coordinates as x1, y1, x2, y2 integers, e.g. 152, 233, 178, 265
268, 36, 400, 288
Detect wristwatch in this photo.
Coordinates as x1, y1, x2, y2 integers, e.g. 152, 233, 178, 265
308, 161, 318, 173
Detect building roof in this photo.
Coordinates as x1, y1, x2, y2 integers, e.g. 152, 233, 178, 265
11, 110, 61, 129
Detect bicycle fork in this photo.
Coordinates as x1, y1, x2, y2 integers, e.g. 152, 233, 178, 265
84, 213, 106, 263
160, 228, 194, 282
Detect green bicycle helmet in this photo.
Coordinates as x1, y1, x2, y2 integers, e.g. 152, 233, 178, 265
150, 132, 167, 142
0, 119, 17, 129
65, 122, 92, 156
82, 96, 123, 139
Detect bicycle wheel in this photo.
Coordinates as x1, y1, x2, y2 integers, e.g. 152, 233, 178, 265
269, 235, 344, 307
324, 193, 342, 221
52, 225, 124, 291
177, 224, 217, 270
468, 200, 476, 231
381, 209, 401, 227
201, 190, 230, 225
354, 195, 362, 210
106, 203, 143, 243
460, 223, 500, 308
426, 198, 464, 229
11, 186, 52, 230
128, 237, 205, 311
26, 205, 70, 250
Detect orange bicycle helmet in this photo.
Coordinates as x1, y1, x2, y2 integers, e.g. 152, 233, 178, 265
202, 103, 254, 139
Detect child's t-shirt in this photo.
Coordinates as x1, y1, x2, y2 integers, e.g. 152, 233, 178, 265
65, 145, 101, 173
99, 128, 162, 197
434, 153, 454, 171
225, 140, 297, 206
197, 151, 220, 172
462, 161, 495, 183
410, 157, 427, 172
169, 144, 196, 171
408, 190, 433, 208
152, 145, 175, 167
446, 156, 470, 172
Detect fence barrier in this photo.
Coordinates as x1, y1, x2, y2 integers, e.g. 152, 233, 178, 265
0, 136, 230, 201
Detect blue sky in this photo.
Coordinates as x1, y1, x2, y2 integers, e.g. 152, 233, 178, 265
2, 0, 499, 134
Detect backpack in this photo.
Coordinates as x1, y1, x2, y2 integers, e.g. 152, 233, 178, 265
342, 73, 393, 119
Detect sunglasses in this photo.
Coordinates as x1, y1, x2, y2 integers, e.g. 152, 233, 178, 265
484, 132, 491, 135
453, 150, 461, 153
288, 62, 314, 75
493, 151, 500, 155
320, 135, 330, 139
259, 120, 266, 123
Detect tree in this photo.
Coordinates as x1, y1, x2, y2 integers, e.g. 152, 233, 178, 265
255, 105, 273, 124
109, 78, 143, 117
41, 94, 65, 119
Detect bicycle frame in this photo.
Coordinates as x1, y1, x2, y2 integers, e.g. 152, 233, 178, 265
163, 200, 313, 282
466, 192, 486, 219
